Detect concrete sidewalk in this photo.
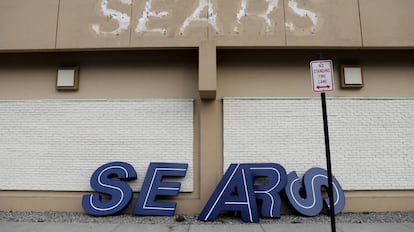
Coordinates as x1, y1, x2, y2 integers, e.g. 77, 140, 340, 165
0, 222, 413, 232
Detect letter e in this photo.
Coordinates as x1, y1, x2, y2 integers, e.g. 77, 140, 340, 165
134, 162, 188, 216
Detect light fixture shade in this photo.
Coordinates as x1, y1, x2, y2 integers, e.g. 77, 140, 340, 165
340, 65, 363, 88
56, 66, 79, 91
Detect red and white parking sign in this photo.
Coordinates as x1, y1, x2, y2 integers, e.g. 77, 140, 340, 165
310, 60, 334, 92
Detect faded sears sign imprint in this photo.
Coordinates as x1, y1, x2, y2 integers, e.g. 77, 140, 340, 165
92, 0, 322, 36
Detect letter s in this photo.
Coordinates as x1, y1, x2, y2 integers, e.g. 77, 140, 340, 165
82, 161, 137, 216
285, 167, 345, 216
92, 0, 131, 36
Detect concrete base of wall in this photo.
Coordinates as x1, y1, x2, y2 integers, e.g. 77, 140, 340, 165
344, 191, 414, 212
1, 191, 413, 214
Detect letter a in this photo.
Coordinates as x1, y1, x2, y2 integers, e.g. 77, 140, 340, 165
198, 164, 259, 223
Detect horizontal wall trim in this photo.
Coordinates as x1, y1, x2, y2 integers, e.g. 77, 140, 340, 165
223, 97, 414, 101
0, 190, 413, 213
0, 98, 194, 103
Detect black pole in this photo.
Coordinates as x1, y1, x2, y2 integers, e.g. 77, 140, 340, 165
321, 92, 336, 232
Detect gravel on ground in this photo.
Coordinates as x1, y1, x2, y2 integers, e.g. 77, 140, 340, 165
1, 211, 413, 224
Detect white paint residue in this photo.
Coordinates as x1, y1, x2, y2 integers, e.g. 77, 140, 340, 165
119, 0, 132, 4
288, 0, 318, 25
234, 0, 280, 33
179, 0, 218, 35
286, 0, 318, 33
236, 0, 247, 21
258, 0, 279, 32
285, 22, 295, 31
136, 0, 169, 35
92, 0, 131, 36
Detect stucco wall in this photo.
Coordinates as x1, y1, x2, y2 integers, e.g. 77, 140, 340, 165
1, 0, 414, 50
0, 50, 203, 213
217, 50, 414, 98
0, 51, 199, 99
0, 49, 413, 213
216, 49, 414, 213
0, 50, 199, 193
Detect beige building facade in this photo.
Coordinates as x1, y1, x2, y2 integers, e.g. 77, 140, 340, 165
0, 0, 413, 215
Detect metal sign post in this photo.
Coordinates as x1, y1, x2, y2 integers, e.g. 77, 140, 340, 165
310, 59, 336, 232
321, 92, 336, 232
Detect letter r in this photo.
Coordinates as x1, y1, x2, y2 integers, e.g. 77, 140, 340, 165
242, 163, 287, 218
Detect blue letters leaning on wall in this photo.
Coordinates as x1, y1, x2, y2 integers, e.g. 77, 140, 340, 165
285, 167, 345, 217
134, 162, 188, 216
82, 162, 137, 216
198, 163, 287, 222
82, 162, 345, 222
82, 162, 188, 216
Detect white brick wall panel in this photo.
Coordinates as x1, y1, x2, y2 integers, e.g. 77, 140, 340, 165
224, 98, 414, 190
0, 99, 193, 192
